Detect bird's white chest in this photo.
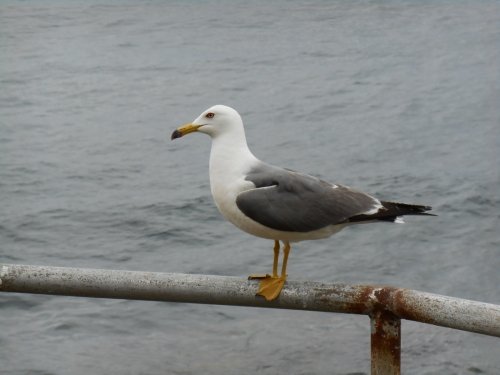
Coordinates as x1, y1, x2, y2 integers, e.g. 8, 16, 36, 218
208, 139, 265, 234
209, 155, 254, 222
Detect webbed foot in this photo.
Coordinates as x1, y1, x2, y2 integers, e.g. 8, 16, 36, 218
254, 275, 286, 301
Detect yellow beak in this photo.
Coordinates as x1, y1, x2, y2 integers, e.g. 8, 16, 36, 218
171, 123, 202, 140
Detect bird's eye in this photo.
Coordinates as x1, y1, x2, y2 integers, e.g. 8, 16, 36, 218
205, 112, 215, 119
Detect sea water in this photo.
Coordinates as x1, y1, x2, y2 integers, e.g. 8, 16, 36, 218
1, 2, 499, 374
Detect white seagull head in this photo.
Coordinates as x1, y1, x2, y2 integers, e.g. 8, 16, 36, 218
171, 105, 244, 140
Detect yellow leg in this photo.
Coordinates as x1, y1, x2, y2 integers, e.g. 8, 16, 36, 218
272, 240, 280, 278
248, 240, 280, 280
280, 241, 290, 277
251, 240, 291, 301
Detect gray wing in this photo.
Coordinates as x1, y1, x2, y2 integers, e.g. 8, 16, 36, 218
236, 163, 381, 233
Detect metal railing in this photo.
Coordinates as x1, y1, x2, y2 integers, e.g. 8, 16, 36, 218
1, 263, 499, 374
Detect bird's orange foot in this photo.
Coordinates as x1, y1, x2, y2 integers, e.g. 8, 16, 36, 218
251, 275, 286, 301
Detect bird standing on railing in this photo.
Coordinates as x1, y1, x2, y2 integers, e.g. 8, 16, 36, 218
171, 105, 434, 301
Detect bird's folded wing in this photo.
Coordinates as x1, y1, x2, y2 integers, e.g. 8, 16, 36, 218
236, 165, 381, 233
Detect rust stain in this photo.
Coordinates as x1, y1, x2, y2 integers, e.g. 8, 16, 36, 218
392, 289, 438, 325
314, 284, 379, 315
371, 310, 401, 375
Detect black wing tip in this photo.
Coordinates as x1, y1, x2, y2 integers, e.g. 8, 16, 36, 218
420, 206, 437, 216
381, 201, 435, 214
349, 201, 437, 223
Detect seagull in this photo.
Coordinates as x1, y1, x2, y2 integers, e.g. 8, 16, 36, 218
171, 105, 434, 301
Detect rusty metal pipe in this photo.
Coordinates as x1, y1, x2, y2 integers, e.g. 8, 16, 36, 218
371, 311, 401, 375
1, 263, 499, 338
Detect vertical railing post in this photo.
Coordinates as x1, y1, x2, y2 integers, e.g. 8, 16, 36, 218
370, 310, 401, 375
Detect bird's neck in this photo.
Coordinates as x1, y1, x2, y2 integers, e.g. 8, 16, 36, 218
209, 131, 258, 182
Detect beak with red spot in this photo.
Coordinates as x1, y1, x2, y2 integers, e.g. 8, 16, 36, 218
171, 123, 202, 140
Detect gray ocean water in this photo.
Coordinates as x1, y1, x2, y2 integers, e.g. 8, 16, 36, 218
1, 1, 499, 374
